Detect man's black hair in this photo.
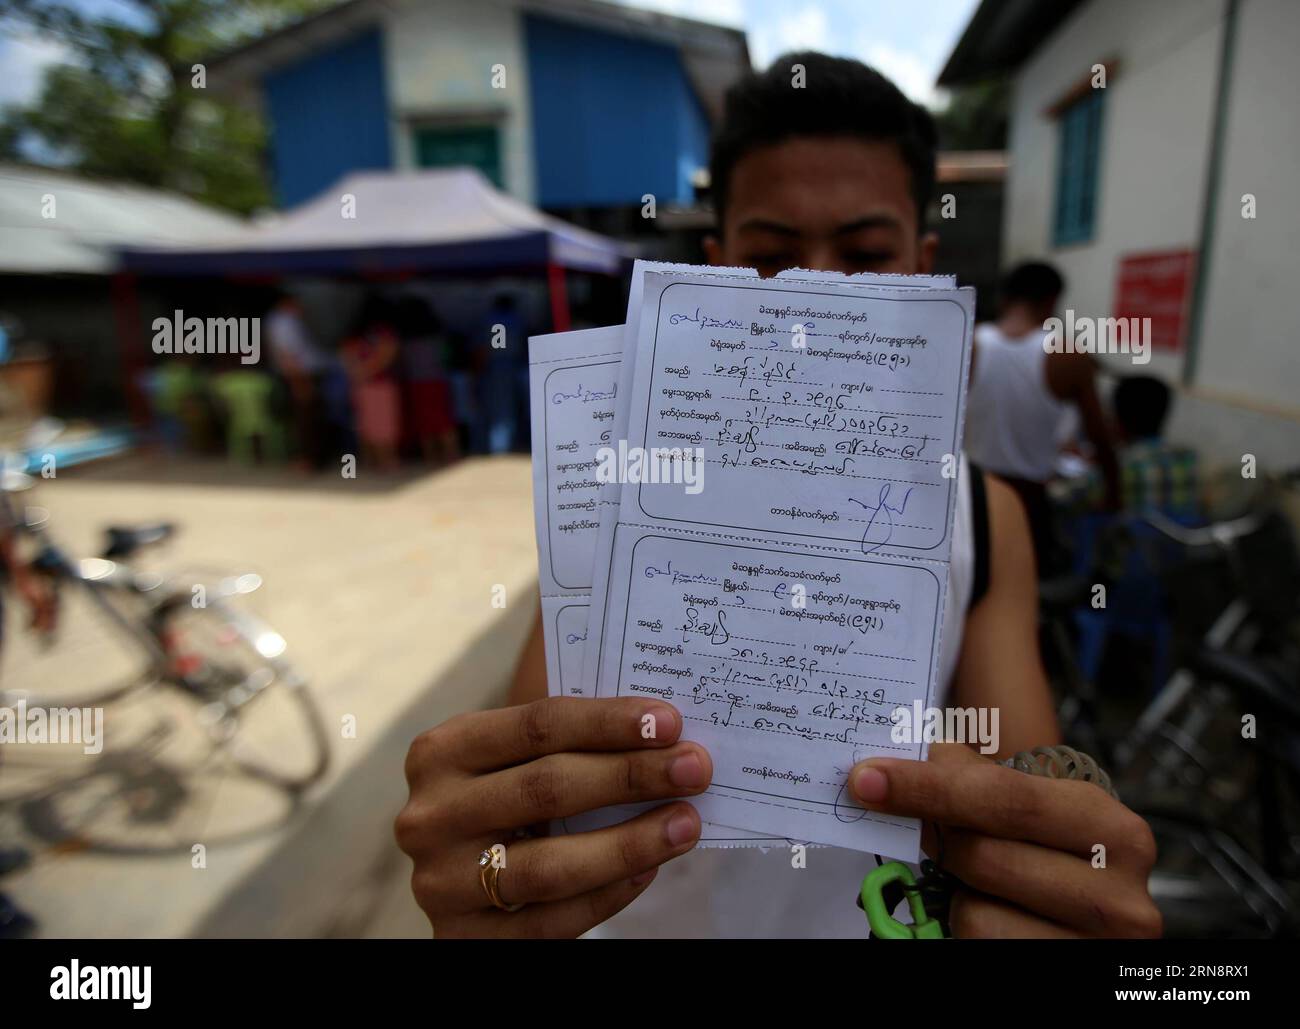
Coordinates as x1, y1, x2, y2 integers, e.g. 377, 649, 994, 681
1113, 375, 1172, 440
1000, 261, 1065, 306
709, 51, 937, 228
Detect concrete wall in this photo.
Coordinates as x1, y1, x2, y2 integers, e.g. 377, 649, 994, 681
1002, 0, 1300, 468
382, 0, 537, 203
258, 1, 713, 213
1003, 0, 1222, 383
1195, 0, 1300, 418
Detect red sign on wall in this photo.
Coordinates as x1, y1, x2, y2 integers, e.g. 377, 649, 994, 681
1113, 249, 1196, 352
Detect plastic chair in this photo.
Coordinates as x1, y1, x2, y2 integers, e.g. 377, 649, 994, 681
212, 371, 286, 464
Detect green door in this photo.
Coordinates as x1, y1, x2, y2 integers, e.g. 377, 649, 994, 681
413, 125, 503, 187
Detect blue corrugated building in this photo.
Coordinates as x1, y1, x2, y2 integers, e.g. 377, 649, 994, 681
208, 0, 748, 215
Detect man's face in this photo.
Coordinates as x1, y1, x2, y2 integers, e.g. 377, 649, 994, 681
705, 136, 937, 277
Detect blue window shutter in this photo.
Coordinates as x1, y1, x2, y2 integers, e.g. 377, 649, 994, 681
1053, 89, 1104, 246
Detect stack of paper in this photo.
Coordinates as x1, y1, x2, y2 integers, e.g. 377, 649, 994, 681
528, 262, 973, 860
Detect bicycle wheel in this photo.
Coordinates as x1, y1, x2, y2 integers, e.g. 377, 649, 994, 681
1141, 808, 1297, 938
15, 732, 302, 855
0, 576, 159, 710
154, 596, 330, 792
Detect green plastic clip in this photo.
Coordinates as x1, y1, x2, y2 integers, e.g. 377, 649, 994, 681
860, 861, 947, 939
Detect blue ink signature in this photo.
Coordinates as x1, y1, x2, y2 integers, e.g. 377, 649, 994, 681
848, 483, 914, 554
644, 560, 721, 586
551, 383, 616, 405
669, 307, 745, 331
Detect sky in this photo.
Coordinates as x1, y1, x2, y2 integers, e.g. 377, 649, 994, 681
623, 0, 981, 107
0, 0, 981, 110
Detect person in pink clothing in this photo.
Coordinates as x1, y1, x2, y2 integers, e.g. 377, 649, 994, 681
341, 297, 402, 472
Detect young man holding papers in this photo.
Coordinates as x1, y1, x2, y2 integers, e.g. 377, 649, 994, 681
397, 53, 1160, 939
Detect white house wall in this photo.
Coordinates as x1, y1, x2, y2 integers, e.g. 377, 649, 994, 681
380, 0, 536, 203
1195, 0, 1300, 417
1002, 0, 1300, 466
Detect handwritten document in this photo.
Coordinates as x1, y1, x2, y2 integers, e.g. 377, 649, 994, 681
530, 323, 785, 846
581, 264, 957, 693
624, 273, 968, 557
531, 265, 973, 857
528, 325, 621, 695
527, 267, 953, 695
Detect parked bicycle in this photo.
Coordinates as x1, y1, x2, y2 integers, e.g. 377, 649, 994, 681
0, 459, 329, 854
1042, 469, 1300, 937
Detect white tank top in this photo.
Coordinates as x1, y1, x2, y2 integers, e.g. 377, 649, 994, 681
590, 455, 981, 938
964, 323, 1069, 483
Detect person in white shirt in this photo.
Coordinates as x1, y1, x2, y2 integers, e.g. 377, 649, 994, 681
266, 292, 328, 470
965, 263, 1119, 570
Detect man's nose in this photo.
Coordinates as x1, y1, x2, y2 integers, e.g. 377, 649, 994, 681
801, 243, 853, 275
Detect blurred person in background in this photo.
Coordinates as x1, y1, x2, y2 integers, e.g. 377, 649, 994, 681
140, 354, 208, 455
445, 330, 477, 455
398, 52, 1161, 941
0, 469, 56, 937
317, 348, 357, 466
477, 294, 523, 453
396, 296, 459, 466
1094, 375, 1200, 523
1054, 374, 1201, 524
266, 291, 328, 471
1058, 375, 1202, 697
964, 262, 1119, 572
137, 360, 185, 454
0, 480, 57, 641
341, 297, 402, 472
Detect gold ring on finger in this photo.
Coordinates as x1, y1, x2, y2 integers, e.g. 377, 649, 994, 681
478, 846, 525, 913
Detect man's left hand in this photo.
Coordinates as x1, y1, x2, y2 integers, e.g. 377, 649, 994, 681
850, 742, 1162, 938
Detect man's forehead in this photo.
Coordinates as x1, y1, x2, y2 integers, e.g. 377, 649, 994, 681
723, 136, 918, 233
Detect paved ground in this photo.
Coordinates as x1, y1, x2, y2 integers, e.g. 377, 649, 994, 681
1, 454, 538, 938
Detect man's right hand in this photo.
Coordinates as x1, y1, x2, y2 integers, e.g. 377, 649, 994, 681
395, 697, 710, 938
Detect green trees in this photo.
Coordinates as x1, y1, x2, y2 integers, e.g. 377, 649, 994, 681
1, 0, 330, 213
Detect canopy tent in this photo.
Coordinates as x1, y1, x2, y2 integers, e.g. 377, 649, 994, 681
116, 168, 630, 278
109, 168, 630, 422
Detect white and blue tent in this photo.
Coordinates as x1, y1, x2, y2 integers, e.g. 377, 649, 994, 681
117, 167, 629, 278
